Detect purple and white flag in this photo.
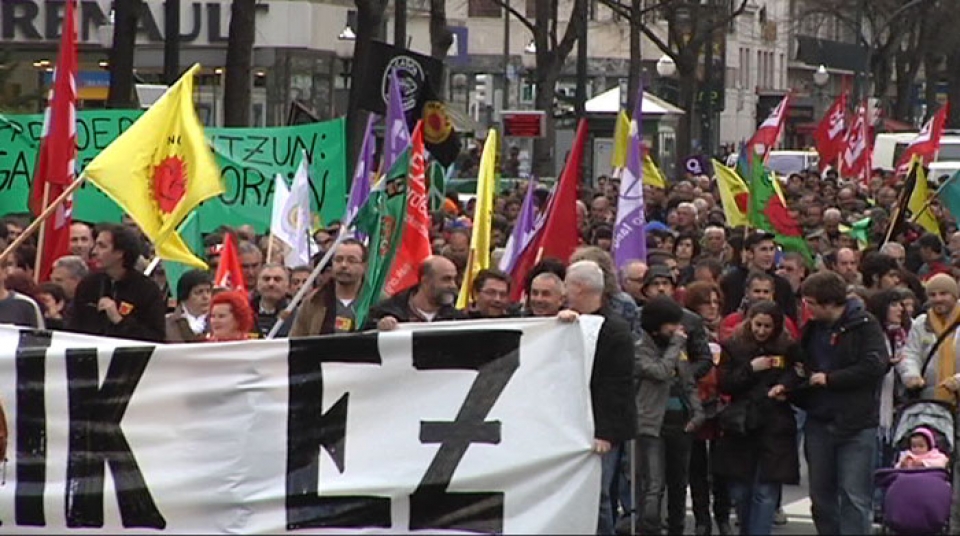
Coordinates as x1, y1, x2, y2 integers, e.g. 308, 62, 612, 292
382, 68, 412, 174
344, 113, 377, 227
613, 84, 648, 269
499, 176, 540, 273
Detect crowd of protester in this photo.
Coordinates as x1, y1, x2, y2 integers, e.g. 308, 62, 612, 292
0, 163, 959, 535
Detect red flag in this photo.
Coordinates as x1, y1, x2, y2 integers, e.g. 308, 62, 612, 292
747, 94, 790, 161
839, 103, 871, 183
32, 0, 78, 282
384, 121, 431, 295
813, 93, 847, 170
508, 118, 588, 300
214, 234, 247, 294
896, 103, 949, 175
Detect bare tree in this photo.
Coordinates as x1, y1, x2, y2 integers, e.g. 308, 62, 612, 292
346, 0, 390, 166
106, 0, 142, 109
487, 0, 586, 177
598, 0, 748, 159
223, 0, 257, 127
429, 0, 455, 60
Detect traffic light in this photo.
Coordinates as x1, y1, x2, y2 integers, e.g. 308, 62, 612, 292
474, 74, 494, 107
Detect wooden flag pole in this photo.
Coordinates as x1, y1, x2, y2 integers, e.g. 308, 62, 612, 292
32, 182, 52, 282
1, 176, 85, 265
266, 232, 275, 264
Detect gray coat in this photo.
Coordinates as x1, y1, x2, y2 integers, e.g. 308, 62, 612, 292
899, 312, 960, 400
634, 330, 704, 437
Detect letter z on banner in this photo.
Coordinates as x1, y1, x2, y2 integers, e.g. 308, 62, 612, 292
0, 317, 603, 534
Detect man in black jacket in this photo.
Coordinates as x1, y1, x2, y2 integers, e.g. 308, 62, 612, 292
68, 224, 166, 343
560, 260, 636, 535
770, 271, 888, 535
720, 231, 798, 320
367, 255, 466, 330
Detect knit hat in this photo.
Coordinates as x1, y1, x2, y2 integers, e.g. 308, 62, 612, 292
925, 273, 959, 299
642, 265, 676, 289
640, 296, 684, 334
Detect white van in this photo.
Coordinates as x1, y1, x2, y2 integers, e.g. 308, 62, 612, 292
766, 150, 819, 176
874, 132, 960, 171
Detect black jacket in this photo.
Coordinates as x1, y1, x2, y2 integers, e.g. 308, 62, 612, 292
788, 304, 889, 435
364, 286, 466, 329
715, 332, 800, 484
68, 270, 166, 343
593, 307, 639, 443
720, 266, 798, 321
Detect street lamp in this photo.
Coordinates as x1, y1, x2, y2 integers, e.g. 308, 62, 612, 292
656, 55, 677, 78
813, 64, 829, 87
522, 40, 536, 70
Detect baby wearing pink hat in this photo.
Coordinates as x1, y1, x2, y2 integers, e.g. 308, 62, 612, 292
896, 427, 950, 469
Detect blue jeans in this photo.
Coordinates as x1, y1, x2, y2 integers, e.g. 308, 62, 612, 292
804, 420, 876, 535
634, 434, 665, 535
597, 443, 622, 535
728, 471, 779, 536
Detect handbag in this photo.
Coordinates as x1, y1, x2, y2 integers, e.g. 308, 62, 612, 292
717, 397, 756, 435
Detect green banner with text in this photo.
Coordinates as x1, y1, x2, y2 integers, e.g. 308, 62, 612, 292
0, 110, 346, 234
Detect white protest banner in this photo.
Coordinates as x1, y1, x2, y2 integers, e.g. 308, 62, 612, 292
0, 317, 602, 534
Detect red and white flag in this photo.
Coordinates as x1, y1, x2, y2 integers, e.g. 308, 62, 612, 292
214, 233, 247, 294
747, 94, 790, 161
31, 0, 78, 282
384, 121, 432, 295
839, 103, 871, 183
896, 103, 950, 175
813, 93, 847, 171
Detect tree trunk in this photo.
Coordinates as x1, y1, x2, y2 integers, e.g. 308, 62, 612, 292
533, 56, 559, 177
428, 0, 454, 60
923, 54, 938, 122
222, 0, 256, 127
346, 0, 388, 169
106, 0, 142, 108
675, 61, 698, 168
626, 0, 642, 112
947, 51, 960, 128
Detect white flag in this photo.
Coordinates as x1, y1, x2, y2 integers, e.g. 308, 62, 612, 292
272, 151, 312, 267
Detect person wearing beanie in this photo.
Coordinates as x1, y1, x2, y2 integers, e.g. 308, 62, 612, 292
895, 427, 949, 469
165, 269, 213, 342
900, 273, 960, 404
634, 295, 705, 535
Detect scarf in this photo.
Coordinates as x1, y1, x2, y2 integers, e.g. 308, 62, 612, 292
879, 325, 908, 436
927, 305, 960, 403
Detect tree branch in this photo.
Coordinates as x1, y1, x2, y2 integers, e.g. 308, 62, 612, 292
486, 0, 537, 36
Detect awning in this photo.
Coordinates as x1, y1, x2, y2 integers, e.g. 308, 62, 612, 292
584, 87, 685, 115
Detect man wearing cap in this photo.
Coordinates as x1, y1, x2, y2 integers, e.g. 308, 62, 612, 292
900, 273, 960, 403
720, 231, 798, 320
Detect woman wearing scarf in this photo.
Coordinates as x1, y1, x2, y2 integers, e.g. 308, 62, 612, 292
899, 274, 960, 404
866, 288, 913, 442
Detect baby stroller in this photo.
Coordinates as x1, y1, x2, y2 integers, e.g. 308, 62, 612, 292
874, 399, 956, 535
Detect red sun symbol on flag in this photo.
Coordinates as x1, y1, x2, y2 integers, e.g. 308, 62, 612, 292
734, 192, 749, 213
153, 156, 187, 214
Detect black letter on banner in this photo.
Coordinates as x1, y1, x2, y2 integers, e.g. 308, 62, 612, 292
15, 330, 52, 526
409, 329, 520, 533
64, 346, 165, 529
286, 334, 390, 530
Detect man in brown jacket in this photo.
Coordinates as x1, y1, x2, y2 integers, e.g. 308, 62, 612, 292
165, 269, 213, 342
290, 238, 366, 337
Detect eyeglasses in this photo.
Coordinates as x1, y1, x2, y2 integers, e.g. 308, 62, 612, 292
479, 288, 509, 299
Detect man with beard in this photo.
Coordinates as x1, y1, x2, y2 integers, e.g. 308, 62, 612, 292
290, 239, 366, 336
369, 255, 466, 330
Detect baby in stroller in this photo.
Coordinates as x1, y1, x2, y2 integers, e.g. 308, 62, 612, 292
875, 400, 955, 535
895, 427, 950, 469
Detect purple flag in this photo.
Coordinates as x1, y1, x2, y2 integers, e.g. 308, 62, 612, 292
499, 176, 539, 273
613, 84, 648, 269
344, 113, 377, 226
382, 68, 412, 174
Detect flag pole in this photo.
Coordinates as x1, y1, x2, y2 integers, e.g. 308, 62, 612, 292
32, 182, 53, 282
266, 232, 275, 264
909, 173, 955, 224
0, 176, 85, 265
265, 227, 347, 339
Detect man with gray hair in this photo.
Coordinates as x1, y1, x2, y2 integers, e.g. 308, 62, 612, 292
525, 272, 565, 317
51, 255, 89, 302
560, 260, 636, 534
675, 202, 699, 234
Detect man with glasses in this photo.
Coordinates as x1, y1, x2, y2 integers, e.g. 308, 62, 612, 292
467, 269, 513, 318
290, 239, 366, 336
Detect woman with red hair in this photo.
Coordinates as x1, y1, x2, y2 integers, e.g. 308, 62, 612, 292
207, 290, 254, 342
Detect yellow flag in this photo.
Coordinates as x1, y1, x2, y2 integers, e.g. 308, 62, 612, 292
712, 159, 750, 227
83, 63, 223, 268
457, 129, 498, 309
643, 154, 667, 189
909, 156, 941, 237
611, 110, 629, 169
